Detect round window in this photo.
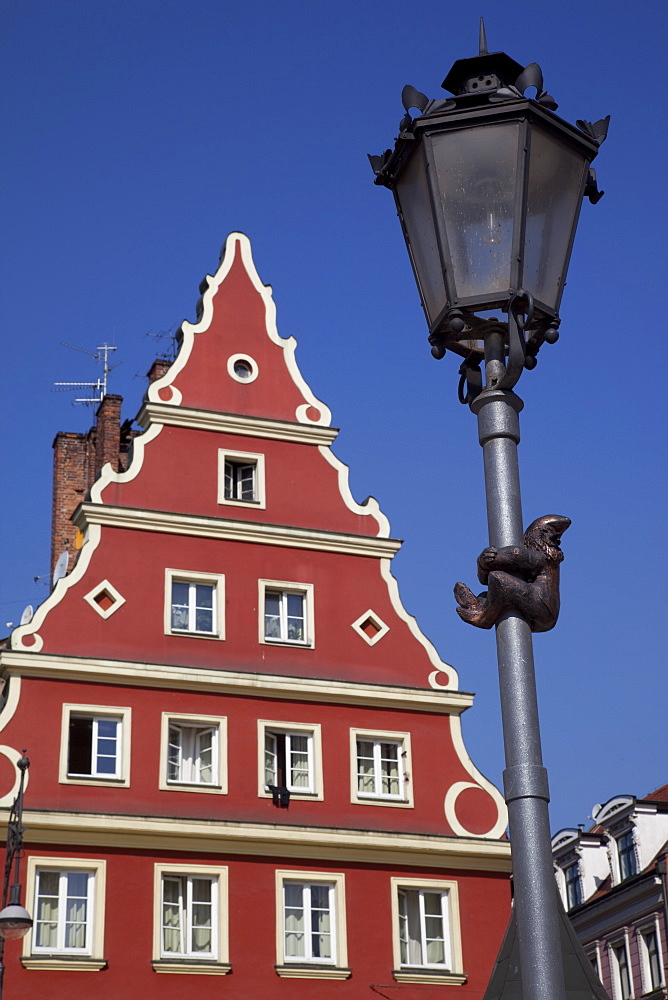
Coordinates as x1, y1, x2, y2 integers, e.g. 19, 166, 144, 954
227, 354, 259, 384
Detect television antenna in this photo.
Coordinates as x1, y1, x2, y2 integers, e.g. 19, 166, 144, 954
53, 342, 121, 404
144, 324, 178, 362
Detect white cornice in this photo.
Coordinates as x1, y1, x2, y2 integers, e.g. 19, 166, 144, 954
0, 651, 473, 713
72, 503, 401, 558
137, 401, 340, 446
21, 809, 512, 871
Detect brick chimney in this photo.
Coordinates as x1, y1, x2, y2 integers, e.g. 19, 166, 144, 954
146, 358, 172, 384
51, 394, 123, 581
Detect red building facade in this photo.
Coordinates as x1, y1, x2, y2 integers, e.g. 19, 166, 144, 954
1, 234, 510, 997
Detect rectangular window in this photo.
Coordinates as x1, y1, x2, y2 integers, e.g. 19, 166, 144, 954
23, 857, 107, 970
34, 869, 93, 954
159, 714, 227, 794
169, 725, 216, 784
259, 580, 314, 647
225, 460, 256, 502
357, 738, 403, 798
265, 731, 313, 793
390, 878, 464, 985
153, 865, 230, 974
59, 704, 131, 787
564, 861, 582, 909
617, 831, 637, 880
398, 888, 449, 968
275, 870, 348, 977
640, 926, 663, 992
258, 721, 322, 800
161, 874, 216, 958
283, 881, 335, 963
164, 569, 225, 640
68, 715, 121, 779
612, 942, 632, 1000
171, 581, 215, 634
350, 729, 413, 807
265, 590, 304, 642
218, 449, 265, 508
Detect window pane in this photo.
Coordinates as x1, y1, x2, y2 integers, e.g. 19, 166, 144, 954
288, 734, 310, 789
35, 872, 60, 949
646, 930, 661, 988
432, 124, 520, 298
239, 464, 255, 500
286, 593, 304, 641
68, 716, 93, 774
224, 462, 234, 498
171, 580, 190, 630
284, 884, 305, 958
264, 592, 281, 638
194, 586, 214, 633
197, 728, 214, 783
195, 585, 213, 609
191, 879, 213, 954
400, 889, 423, 965
618, 831, 636, 879
380, 742, 400, 795
615, 945, 631, 999
168, 726, 182, 781
162, 877, 184, 955
265, 733, 278, 785
357, 740, 375, 794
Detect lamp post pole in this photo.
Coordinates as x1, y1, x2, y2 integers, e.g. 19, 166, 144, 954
0, 753, 32, 1000
473, 374, 565, 1000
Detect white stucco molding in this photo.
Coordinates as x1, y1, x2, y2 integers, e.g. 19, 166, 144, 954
21, 809, 512, 871
136, 403, 339, 446
0, 651, 474, 714
73, 503, 401, 559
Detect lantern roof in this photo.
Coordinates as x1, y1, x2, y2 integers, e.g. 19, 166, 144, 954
441, 50, 524, 98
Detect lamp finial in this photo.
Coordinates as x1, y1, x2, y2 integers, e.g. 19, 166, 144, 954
479, 17, 488, 56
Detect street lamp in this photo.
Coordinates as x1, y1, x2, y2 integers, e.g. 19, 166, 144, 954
0, 754, 32, 998
370, 22, 608, 1000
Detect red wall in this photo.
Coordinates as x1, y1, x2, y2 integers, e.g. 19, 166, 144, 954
6, 844, 510, 1000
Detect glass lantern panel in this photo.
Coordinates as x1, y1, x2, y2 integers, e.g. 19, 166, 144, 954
523, 126, 589, 310
394, 144, 448, 326
431, 123, 520, 300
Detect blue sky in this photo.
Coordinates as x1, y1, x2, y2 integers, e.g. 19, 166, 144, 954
1, 0, 666, 834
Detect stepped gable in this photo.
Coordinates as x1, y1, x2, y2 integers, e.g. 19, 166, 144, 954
10, 234, 460, 692
146, 234, 329, 422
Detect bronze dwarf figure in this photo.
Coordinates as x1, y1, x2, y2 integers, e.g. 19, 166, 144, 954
454, 514, 571, 632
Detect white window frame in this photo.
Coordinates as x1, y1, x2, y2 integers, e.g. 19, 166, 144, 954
22, 857, 106, 971
258, 720, 323, 801
218, 449, 266, 508
390, 878, 465, 986
637, 919, 665, 994
152, 864, 230, 974
159, 714, 227, 794
609, 935, 634, 1000
616, 829, 637, 882
259, 579, 314, 647
275, 870, 349, 979
563, 859, 583, 909
349, 728, 413, 808
164, 569, 225, 640
59, 704, 131, 787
